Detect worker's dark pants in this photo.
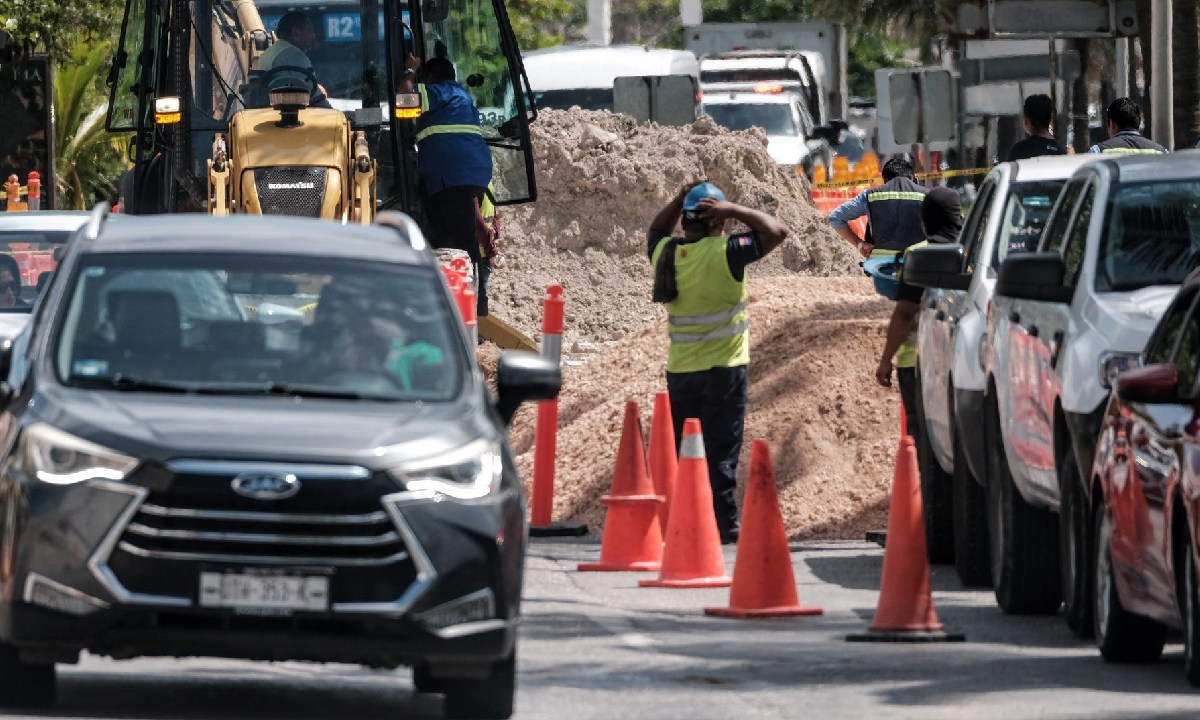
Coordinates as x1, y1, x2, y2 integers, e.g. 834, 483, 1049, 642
427, 185, 485, 264
477, 260, 491, 317
897, 366, 919, 438
666, 365, 747, 538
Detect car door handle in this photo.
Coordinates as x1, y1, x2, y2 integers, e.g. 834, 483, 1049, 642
935, 310, 946, 321
1009, 311, 1020, 323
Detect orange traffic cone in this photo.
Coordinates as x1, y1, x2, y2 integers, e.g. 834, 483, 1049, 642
705, 440, 823, 618
647, 392, 677, 531
847, 436, 964, 642
578, 401, 664, 572
640, 418, 731, 589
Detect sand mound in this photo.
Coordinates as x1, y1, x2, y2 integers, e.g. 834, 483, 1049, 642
488, 108, 859, 348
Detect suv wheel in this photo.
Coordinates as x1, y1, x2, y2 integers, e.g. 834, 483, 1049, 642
952, 426, 991, 587
986, 398, 1061, 614
0, 643, 55, 708
915, 390, 953, 564
1059, 451, 1092, 637
442, 650, 516, 720
1093, 498, 1165, 662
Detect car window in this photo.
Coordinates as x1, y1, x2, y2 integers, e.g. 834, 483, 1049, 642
961, 178, 996, 274
0, 228, 75, 312
702, 103, 797, 135
1061, 182, 1095, 289
993, 180, 1065, 266
1144, 289, 1196, 366
1040, 177, 1087, 253
54, 254, 461, 401
1175, 298, 1200, 397
1096, 181, 1200, 292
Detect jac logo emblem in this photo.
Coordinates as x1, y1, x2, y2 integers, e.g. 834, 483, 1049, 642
231, 472, 300, 500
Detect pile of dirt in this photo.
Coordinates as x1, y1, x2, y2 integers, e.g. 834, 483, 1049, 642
488, 108, 859, 349
506, 276, 899, 541
486, 108, 896, 541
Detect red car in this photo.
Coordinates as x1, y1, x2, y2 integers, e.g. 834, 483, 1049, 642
1091, 274, 1200, 684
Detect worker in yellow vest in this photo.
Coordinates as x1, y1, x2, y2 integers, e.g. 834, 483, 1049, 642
648, 181, 788, 543
875, 187, 964, 426
474, 184, 504, 318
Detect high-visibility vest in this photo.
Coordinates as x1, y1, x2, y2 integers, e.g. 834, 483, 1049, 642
651, 235, 749, 374
864, 176, 928, 252
1094, 131, 1167, 154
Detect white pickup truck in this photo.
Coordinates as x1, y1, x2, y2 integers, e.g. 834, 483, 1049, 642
987, 154, 1199, 631
904, 155, 1098, 588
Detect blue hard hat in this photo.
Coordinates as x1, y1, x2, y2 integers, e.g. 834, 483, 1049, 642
682, 182, 727, 212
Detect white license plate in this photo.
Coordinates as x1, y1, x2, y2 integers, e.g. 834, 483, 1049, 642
199, 572, 329, 611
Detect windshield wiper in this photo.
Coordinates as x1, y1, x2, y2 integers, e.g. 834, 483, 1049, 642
204, 382, 370, 400
70, 374, 195, 394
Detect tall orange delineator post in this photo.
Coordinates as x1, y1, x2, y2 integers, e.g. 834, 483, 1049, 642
5, 175, 23, 212
530, 285, 587, 537
26, 172, 40, 211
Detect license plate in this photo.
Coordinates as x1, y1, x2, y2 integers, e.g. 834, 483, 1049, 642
199, 571, 329, 611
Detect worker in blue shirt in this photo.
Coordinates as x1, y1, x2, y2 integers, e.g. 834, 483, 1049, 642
827, 158, 928, 259
401, 53, 494, 267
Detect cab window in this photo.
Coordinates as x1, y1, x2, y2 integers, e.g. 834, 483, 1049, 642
961, 177, 996, 274
1040, 177, 1086, 254
1060, 182, 1094, 288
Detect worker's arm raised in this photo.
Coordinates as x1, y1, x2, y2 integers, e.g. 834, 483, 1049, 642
648, 183, 695, 240
697, 199, 789, 254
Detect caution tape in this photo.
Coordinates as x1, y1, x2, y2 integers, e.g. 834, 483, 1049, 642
811, 166, 992, 191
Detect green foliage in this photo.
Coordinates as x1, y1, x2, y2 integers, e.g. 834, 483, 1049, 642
54, 42, 127, 209
702, 0, 814, 24
847, 31, 909, 98
508, 0, 573, 50
0, 0, 122, 54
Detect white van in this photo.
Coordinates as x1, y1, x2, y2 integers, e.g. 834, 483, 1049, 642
521, 44, 700, 112
698, 50, 828, 125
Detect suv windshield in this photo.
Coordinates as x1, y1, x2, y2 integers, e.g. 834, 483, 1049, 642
993, 180, 1065, 266
703, 102, 796, 136
532, 88, 613, 112
1097, 181, 1200, 292
55, 254, 460, 401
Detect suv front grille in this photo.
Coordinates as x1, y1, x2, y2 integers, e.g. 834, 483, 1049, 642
254, 166, 327, 217
118, 503, 408, 566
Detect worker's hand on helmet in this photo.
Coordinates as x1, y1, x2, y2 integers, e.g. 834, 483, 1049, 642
694, 197, 735, 220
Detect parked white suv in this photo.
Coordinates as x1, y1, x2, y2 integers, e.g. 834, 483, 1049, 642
986, 153, 1200, 630
905, 155, 1098, 587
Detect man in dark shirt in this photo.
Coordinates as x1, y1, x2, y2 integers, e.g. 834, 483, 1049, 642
1006, 94, 1065, 162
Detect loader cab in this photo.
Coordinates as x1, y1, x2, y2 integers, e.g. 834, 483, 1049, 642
105, 0, 537, 217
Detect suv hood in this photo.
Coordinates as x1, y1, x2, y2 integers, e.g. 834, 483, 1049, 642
766, 135, 810, 165
35, 388, 488, 467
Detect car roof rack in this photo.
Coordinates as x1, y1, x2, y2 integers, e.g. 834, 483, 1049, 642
373, 211, 428, 252
84, 202, 111, 241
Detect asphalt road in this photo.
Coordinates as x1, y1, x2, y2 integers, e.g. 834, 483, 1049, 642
7, 539, 1200, 720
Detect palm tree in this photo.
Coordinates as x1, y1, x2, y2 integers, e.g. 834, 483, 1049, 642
817, 0, 952, 63
54, 42, 126, 208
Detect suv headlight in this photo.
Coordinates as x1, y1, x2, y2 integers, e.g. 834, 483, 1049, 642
1099, 351, 1141, 389
16, 423, 138, 485
389, 439, 503, 500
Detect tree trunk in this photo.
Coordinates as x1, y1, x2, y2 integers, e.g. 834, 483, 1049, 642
1173, 0, 1200, 148
1072, 39, 1091, 153
1137, 0, 1153, 128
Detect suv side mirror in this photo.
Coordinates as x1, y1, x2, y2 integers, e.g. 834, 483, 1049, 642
1115, 363, 1180, 405
903, 244, 970, 290
495, 351, 561, 426
995, 252, 1075, 304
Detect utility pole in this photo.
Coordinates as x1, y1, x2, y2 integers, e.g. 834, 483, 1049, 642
587, 0, 611, 46
1151, 0, 1173, 147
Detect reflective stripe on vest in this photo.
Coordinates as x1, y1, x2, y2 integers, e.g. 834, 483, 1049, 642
1101, 147, 1165, 154
415, 124, 484, 143
668, 301, 748, 327
669, 320, 749, 344
867, 191, 926, 202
